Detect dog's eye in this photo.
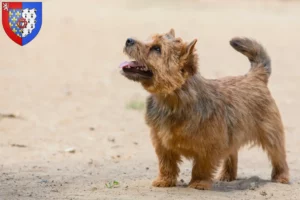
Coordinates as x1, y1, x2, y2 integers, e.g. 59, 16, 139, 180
150, 45, 161, 53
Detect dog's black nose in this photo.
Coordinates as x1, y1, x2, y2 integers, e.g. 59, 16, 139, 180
126, 38, 135, 47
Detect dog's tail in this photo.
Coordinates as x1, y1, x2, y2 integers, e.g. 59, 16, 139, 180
230, 37, 271, 83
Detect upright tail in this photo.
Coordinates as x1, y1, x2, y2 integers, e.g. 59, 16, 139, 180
230, 37, 271, 82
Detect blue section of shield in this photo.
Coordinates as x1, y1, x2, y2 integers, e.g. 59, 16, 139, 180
22, 2, 42, 46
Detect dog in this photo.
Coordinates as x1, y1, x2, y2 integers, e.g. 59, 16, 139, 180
119, 29, 289, 190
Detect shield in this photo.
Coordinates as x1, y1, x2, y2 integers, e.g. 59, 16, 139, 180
2, 2, 42, 46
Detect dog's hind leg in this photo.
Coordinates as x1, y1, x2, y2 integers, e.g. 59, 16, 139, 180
218, 151, 238, 182
259, 113, 289, 184
264, 141, 289, 183
262, 133, 289, 184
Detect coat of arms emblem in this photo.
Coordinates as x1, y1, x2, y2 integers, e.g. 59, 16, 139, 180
2, 2, 42, 46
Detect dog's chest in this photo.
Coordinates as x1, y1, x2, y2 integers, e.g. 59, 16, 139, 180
146, 96, 200, 153
157, 128, 190, 150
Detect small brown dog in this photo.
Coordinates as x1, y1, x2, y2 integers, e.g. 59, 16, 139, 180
119, 29, 289, 190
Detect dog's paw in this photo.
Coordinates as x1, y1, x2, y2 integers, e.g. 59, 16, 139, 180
188, 180, 212, 190
218, 173, 236, 182
152, 178, 176, 187
272, 174, 290, 184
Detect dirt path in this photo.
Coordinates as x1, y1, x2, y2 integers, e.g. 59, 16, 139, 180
1, 0, 300, 199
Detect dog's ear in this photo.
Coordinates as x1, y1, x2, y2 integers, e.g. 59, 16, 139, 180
168, 29, 175, 37
181, 39, 198, 76
185, 39, 197, 56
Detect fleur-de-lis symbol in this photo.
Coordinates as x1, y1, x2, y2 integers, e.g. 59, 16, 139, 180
16, 11, 21, 17
3, 3, 9, 11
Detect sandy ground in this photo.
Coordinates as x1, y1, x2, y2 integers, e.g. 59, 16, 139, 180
1, 0, 300, 199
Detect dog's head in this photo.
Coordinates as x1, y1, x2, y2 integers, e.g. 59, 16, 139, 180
120, 29, 198, 94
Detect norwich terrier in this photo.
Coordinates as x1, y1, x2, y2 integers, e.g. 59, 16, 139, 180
119, 29, 289, 190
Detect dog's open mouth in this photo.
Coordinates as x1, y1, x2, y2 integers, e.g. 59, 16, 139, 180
119, 61, 153, 79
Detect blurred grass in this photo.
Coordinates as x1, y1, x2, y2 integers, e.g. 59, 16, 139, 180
126, 100, 145, 111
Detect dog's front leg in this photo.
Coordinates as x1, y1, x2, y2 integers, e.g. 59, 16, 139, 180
152, 147, 180, 187
188, 157, 216, 190
151, 130, 180, 187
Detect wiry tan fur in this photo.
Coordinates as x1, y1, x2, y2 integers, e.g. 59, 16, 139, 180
121, 29, 289, 190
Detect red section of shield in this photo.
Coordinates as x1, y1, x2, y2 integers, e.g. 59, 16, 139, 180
2, 2, 22, 45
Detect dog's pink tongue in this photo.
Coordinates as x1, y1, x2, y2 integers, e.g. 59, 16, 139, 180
119, 61, 130, 68
119, 61, 141, 68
